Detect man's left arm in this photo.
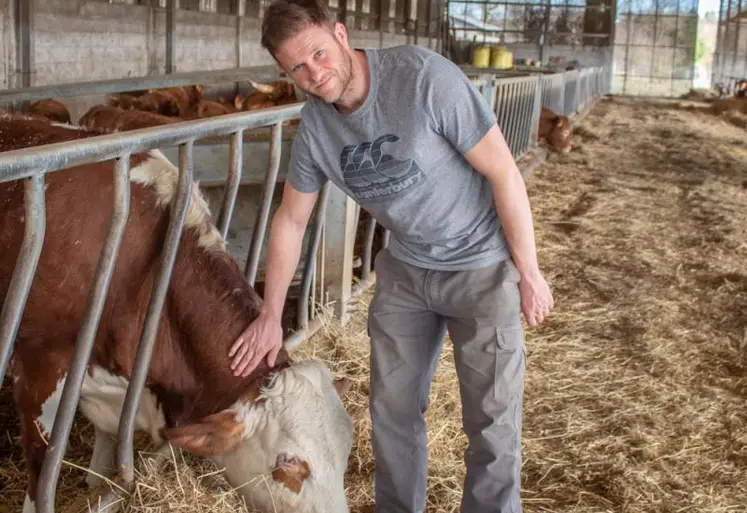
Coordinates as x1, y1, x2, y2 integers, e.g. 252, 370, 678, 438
424, 53, 553, 326
464, 124, 553, 326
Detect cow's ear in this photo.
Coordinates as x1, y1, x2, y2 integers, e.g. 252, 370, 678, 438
333, 376, 351, 398
162, 411, 243, 457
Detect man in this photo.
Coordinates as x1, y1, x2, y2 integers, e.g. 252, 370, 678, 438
228, 0, 554, 511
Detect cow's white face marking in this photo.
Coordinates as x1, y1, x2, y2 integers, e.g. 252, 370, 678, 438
129, 150, 224, 251
216, 359, 354, 513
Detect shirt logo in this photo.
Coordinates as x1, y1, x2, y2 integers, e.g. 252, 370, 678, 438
339, 134, 424, 202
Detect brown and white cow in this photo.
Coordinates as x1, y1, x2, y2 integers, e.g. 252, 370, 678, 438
538, 105, 572, 153
0, 113, 354, 513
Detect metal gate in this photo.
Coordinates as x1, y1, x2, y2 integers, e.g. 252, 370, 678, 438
0, 103, 323, 513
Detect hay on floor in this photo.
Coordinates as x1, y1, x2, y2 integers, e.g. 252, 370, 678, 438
1, 96, 745, 513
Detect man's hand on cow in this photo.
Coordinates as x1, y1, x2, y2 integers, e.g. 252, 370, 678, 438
228, 310, 283, 377
519, 270, 554, 326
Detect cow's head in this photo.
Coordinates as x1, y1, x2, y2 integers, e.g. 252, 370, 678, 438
163, 359, 354, 513
548, 115, 572, 153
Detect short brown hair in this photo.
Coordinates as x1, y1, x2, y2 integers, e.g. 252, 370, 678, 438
261, 0, 337, 57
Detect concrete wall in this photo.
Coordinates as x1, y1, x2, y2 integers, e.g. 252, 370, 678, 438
0, 0, 439, 120
0, 1, 12, 90
4, 0, 431, 90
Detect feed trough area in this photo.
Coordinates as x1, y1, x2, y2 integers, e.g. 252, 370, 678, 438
2, 95, 745, 513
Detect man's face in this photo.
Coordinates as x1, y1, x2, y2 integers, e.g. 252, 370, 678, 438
273, 22, 353, 104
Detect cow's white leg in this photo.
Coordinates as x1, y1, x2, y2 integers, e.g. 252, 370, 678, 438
23, 494, 35, 513
86, 426, 117, 488
17, 373, 67, 513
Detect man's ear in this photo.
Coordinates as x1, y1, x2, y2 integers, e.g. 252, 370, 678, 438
333, 21, 349, 47
161, 411, 244, 457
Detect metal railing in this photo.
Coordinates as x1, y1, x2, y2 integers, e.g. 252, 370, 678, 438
0, 103, 331, 513
563, 70, 581, 117
540, 73, 566, 118
0, 65, 284, 106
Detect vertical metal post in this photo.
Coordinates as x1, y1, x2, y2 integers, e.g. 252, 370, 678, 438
166, 0, 175, 73
529, 76, 542, 149
323, 185, 357, 325
147, 0, 158, 75
649, 2, 659, 88
235, 0, 244, 68
558, 73, 566, 115
508, 82, 521, 156
298, 182, 331, 330
117, 142, 193, 485
37, 157, 132, 513
217, 130, 244, 239
517, 81, 529, 155
712, 7, 720, 84
540, 0, 551, 64
14, 0, 34, 90
732, 0, 742, 77
245, 122, 282, 286
0, 174, 45, 386
670, 0, 681, 96
622, 1, 632, 95
523, 80, 535, 154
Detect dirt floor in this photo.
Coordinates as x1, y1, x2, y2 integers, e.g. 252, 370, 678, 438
1, 96, 745, 512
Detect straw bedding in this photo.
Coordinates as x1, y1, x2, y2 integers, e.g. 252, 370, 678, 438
1, 95, 745, 512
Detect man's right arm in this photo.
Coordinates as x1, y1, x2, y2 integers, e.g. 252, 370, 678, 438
229, 181, 319, 377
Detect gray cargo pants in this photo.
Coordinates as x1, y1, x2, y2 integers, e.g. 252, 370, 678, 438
368, 248, 525, 513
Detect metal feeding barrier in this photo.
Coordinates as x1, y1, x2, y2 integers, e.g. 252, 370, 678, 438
0, 103, 334, 513
540, 73, 566, 117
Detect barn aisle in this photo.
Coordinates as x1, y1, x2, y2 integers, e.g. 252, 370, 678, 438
310, 96, 747, 513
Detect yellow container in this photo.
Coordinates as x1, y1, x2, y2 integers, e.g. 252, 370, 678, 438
472, 46, 491, 68
490, 46, 513, 70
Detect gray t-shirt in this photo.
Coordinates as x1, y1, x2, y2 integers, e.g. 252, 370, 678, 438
287, 44, 510, 271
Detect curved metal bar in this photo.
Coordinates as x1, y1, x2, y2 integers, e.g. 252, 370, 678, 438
217, 129, 244, 239
36, 156, 132, 513
0, 103, 302, 183
0, 174, 46, 386
116, 141, 193, 484
245, 122, 283, 286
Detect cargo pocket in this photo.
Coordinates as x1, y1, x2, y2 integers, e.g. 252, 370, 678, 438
493, 326, 526, 399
